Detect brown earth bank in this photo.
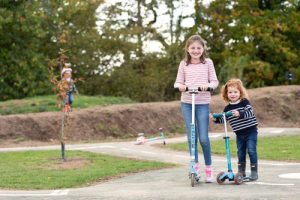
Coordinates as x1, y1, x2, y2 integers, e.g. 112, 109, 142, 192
0, 85, 299, 145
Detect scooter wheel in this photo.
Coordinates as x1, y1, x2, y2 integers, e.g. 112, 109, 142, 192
234, 172, 244, 185
191, 173, 195, 187
216, 172, 226, 184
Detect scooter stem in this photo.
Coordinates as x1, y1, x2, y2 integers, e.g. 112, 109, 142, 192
223, 113, 228, 137
223, 113, 232, 172
192, 93, 195, 124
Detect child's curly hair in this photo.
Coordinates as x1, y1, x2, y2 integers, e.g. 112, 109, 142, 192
221, 79, 249, 103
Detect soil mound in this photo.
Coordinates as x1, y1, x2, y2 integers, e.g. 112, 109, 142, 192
0, 85, 299, 143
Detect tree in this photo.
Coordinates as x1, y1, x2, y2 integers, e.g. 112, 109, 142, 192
0, 0, 104, 101
203, 0, 300, 87
0, 1, 49, 100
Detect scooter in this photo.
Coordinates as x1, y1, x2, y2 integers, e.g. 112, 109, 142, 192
134, 128, 166, 145
177, 86, 213, 187
212, 111, 243, 185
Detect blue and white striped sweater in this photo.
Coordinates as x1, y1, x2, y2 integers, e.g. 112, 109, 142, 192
215, 99, 258, 135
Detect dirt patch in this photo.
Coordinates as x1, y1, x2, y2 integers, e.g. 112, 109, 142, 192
39, 157, 90, 170
0, 85, 299, 146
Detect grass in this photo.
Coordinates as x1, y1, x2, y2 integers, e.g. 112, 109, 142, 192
0, 95, 134, 115
0, 150, 175, 189
165, 135, 300, 162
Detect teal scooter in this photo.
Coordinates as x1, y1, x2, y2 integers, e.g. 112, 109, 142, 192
213, 111, 243, 185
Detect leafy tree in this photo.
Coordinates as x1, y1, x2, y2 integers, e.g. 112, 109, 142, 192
0, 0, 49, 100
0, 0, 104, 101
203, 0, 300, 87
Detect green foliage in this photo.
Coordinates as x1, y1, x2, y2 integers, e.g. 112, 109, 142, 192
204, 0, 300, 87
0, 150, 174, 189
0, 1, 50, 100
0, 0, 104, 101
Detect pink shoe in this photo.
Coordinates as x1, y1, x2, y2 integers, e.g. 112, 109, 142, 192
205, 165, 213, 183
194, 163, 200, 174
194, 163, 200, 181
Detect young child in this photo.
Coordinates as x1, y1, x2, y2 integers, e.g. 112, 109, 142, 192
59, 64, 77, 111
174, 35, 219, 182
211, 79, 258, 181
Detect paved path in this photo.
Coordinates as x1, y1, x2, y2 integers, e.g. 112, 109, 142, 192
0, 128, 300, 200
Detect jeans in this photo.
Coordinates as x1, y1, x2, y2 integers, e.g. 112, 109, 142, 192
236, 130, 258, 164
65, 93, 74, 105
181, 102, 212, 165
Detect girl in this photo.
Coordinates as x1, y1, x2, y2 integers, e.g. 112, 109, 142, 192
211, 79, 258, 181
174, 35, 219, 182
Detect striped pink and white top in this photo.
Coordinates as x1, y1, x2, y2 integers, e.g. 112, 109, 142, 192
174, 58, 219, 104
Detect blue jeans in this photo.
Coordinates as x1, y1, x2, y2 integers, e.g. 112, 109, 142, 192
236, 130, 258, 164
65, 93, 74, 105
181, 102, 212, 165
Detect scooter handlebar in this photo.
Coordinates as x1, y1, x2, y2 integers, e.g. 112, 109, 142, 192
174, 87, 214, 92
212, 111, 233, 119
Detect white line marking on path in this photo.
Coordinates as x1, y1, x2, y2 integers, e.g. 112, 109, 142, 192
245, 182, 294, 186
71, 146, 99, 150
213, 159, 300, 166
71, 145, 116, 150
259, 162, 300, 166
0, 189, 70, 197
209, 134, 222, 138
270, 129, 284, 134
58, 189, 69, 195
95, 145, 116, 149
140, 151, 157, 155
121, 148, 131, 151
50, 190, 61, 195
175, 155, 189, 158
279, 173, 300, 179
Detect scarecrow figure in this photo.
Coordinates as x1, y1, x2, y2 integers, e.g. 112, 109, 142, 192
59, 64, 77, 112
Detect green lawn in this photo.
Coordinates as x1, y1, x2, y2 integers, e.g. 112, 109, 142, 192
0, 95, 134, 115
0, 150, 174, 189
165, 135, 300, 161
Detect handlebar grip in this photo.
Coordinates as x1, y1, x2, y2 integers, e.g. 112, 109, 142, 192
201, 87, 213, 92
174, 88, 181, 92
212, 111, 233, 118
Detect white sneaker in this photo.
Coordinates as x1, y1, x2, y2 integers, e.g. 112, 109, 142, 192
205, 165, 213, 183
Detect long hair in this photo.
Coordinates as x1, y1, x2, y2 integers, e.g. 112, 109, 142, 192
221, 79, 249, 103
184, 35, 208, 65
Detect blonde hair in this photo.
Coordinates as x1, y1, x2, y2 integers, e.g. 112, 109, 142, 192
221, 79, 249, 103
184, 35, 208, 65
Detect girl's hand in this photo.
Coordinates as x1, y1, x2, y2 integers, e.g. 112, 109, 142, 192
232, 110, 240, 117
199, 84, 209, 91
179, 85, 187, 92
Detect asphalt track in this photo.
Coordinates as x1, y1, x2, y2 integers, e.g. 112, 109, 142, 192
0, 128, 299, 200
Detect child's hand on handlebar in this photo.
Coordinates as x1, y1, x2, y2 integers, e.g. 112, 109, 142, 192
231, 110, 240, 117
209, 113, 216, 121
